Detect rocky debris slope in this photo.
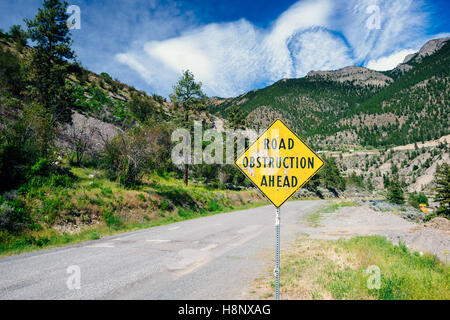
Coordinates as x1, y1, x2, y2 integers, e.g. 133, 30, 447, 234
364, 199, 425, 222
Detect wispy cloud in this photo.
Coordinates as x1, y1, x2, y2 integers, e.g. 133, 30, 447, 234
116, 0, 440, 97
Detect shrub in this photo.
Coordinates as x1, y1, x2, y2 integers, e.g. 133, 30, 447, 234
219, 164, 250, 189
0, 197, 30, 232
0, 47, 23, 95
101, 123, 172, 187
100, 72, 112, 81
178, 208, 194, 218
192, 164, 221, 188
29, 158, 51, 177
408, 192, 428, 209
207, 199, 222, 212
128, 92, 159, 122
154, 185, 197, 210
8, 25, 28, 51
103, 210, 122, 229
347, 172, 365, 188
152, 94, 166, 104
158, 199, 172, 211
0, 103, 56, 192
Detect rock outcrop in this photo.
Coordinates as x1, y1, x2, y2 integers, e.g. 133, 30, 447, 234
307, 66, 393, 87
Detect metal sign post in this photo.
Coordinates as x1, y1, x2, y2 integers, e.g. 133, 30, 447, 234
234, 119, 325, 301
274, 207, 280, 300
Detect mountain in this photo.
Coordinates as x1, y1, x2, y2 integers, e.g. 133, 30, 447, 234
210, 37, 450, 150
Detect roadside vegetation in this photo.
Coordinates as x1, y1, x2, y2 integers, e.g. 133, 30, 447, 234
250, 236, 449, 300
0, 163, 266, 256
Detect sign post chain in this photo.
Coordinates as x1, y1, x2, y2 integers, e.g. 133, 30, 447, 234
275, 207, 280, 300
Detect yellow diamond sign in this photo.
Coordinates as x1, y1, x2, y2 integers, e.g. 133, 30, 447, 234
235, 119, 325, 208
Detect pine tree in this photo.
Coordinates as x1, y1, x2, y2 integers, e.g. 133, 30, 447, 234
169, 70, 206, 186
24, 0, 75, 124
228, 104, 246, 129
387, 178, 404, 204
434, 163, 450, 218
8, 25, 28, 51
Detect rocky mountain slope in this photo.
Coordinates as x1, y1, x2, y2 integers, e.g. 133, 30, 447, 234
395, 37, 450, 74
210, 37, 450, 150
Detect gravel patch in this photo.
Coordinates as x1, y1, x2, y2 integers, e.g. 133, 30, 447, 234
302, 204, 450, 264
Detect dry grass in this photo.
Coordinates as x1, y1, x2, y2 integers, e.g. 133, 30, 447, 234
249, 238, 361, 300
248, 236, 450, 300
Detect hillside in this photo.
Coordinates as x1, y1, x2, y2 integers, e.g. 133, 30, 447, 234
0, 35, 220, 154
210, 37, 450, 150
327, 134, 449, 196
0, 26, 264, 256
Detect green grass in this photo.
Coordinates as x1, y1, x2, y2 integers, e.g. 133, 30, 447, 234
321, 200, 358, 213
0, 164, 273, 257
326, 236, 449, 300
252, 235, 449, 300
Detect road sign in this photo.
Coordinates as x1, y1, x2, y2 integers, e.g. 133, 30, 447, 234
235, 119, 324, 208
235, 119, 325, 300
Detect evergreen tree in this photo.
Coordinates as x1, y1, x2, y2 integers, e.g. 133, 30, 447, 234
307, 156, 345, 197
8, 25, 28, 51
128, 91, 158, 123
169, 70, 206, 186
434, 163, 450, 218
24, 0, 75, 124
386, 178, 404, 204
0, 47, 23, 95
228, 104, 246, 129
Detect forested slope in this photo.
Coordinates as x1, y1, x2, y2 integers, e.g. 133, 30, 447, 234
211, 38, 450, 150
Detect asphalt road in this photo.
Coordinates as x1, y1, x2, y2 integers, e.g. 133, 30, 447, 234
0, 200, 323, 300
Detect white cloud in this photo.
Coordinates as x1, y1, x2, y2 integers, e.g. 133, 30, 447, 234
287, 28, 353, 77
337, 0, 428, 62
262, 0, 333, 81
116, 0, 432, 97
143, 19, 264, 97
366, 49, 417, 70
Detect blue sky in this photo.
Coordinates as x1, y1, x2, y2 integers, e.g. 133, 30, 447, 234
0, 0, 449, 97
